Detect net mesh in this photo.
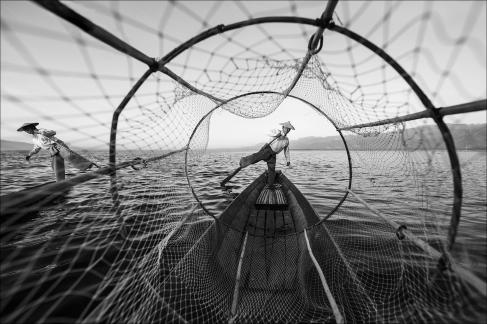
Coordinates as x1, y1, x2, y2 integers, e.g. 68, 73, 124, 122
1, 1, 486, 323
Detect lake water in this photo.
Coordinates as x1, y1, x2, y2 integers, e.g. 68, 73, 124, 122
0, 151, 487, 322
1, 149, 486, 280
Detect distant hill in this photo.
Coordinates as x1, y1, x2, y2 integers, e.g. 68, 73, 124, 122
291, 123, 486, 151
289, 135, 344, 150
1, 140, 33, 151
3, 123, 484, 152
211, 123, 486, 151
444, 123, 486, 150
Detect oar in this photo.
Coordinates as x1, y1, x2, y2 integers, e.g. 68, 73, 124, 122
220, 167, 242, 187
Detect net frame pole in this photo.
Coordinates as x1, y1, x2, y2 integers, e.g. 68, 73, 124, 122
330, 22, 463, 252
347, 189, 487, 297
159, 66, 224, 103
309, 0, 339, 50
338, 99, 486, 131
107, 71, 159, 242
228, 231, 249, 324
339, 110, 431, 131
31, 0, 157, 68
109, 70, 153, 202
304, 230, 344, 324
283, 0, 339, 97
438, 99, 487, 117
157, 17, 321, 66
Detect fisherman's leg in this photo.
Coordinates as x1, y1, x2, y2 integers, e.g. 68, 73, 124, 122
240, 144, 270, 168
52, 154, 65, 182
224, 146, 268, 187
267, 155, 276, 186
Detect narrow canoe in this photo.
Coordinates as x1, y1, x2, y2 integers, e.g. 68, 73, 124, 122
174, 171, 337, 323
218, 170, 321, 235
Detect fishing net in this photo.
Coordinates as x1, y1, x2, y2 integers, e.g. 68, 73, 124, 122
1, 1, 486, 323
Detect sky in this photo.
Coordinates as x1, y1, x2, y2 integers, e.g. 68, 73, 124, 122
1, 1, 485, 150
207, 97, 337, 148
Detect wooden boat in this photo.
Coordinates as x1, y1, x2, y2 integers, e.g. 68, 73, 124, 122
219, 171, 340, 322
218, 170, 321, 236
153, 171, 340, 323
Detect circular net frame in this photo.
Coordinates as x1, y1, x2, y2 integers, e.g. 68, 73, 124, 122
1, 1, 486, 323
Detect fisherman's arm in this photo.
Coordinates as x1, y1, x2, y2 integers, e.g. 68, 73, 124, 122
37, 129, 56, 137
26, 146, 41, 161
51, 136, 66, 147
284, 145, 291, 166
37, 129, 67, 148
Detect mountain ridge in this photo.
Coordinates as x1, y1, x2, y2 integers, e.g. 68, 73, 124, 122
210, 123, 486, 151
2, 123, 485, 151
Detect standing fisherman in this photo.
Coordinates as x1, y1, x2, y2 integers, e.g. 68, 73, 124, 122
17, 122, 98, 181
221, 121, 295, 188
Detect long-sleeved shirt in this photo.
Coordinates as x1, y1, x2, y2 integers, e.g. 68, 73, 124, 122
269, 135, 290, 163
29, 129, 58, 155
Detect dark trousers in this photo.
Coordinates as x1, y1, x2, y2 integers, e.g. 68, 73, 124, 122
239, 144, 277, 185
